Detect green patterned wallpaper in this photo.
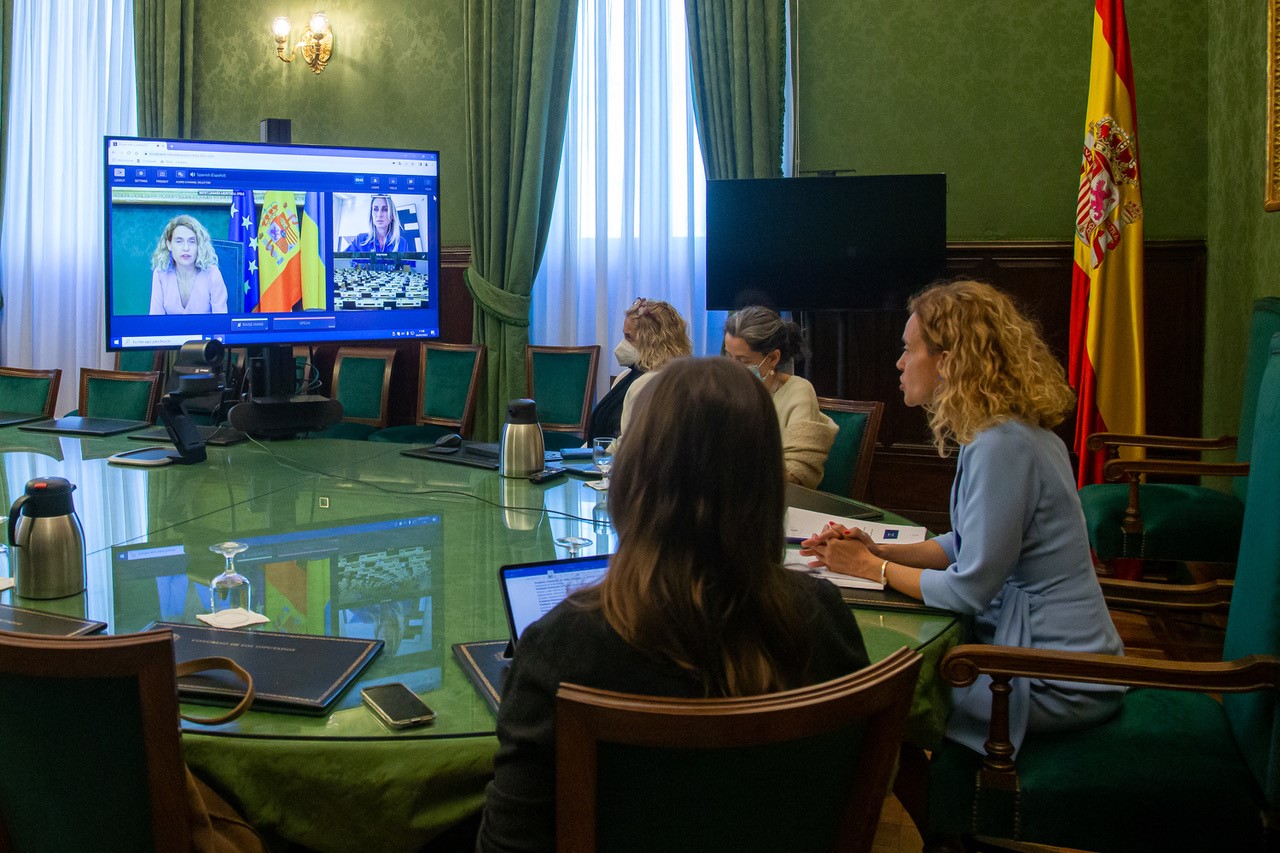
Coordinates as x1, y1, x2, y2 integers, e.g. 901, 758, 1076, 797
1203, 1, 1280, 440
797, 0, 1207, 241
189, 0, 470, 244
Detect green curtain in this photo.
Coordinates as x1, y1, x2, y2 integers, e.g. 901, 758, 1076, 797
133, 0, 194, 139
685, 0, 786, 180
463, 0, 578, 440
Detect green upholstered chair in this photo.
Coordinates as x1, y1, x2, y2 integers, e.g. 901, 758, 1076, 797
926, 331, 1280, 852
1079, 296, 1280, 565
114, 349, 164, 373
318, 346, 397, 440
556, 648, 922, 853
0, 367, 61, 417
0, 630, 191, 852
75, 368, 162, 421
816, 398, 885, 502
369, 342, 486, 443
526, 345, 599, 451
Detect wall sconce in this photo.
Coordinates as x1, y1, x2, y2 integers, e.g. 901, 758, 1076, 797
272, 13, 334, 74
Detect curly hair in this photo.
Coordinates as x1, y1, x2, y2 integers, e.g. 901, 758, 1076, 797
626, 299, 692, 371
909, 280, 1075, 453
150, 214, 218, 272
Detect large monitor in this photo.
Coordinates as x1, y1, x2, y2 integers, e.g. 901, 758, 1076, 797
103, 136, 441, 359
705, 173, 946, 312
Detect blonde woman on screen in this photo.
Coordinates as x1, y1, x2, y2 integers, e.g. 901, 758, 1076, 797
149, 215, 228, 315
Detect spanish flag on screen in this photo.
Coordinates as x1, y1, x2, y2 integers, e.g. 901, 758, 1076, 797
1068, 0, 1146, 487
256, 191, 303, 312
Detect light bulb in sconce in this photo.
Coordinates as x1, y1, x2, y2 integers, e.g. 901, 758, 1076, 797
272, 12, 334, 74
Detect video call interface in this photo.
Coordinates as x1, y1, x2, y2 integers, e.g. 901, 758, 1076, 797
103, 136, 442, 350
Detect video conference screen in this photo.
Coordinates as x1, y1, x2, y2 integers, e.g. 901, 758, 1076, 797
103, 136, 441, 351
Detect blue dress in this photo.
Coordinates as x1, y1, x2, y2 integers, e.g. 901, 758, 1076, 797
919, 419, 1125, 756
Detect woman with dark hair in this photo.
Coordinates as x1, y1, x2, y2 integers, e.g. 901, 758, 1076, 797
478, 357, 870, 853
723, 305, 836, 488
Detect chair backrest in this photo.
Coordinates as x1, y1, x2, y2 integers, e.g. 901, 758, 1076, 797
78, 368, 162, 421
114, 349, 164, 373
0, 629, 189, 853
0, 367, 61, 417
526, 345, 600, 438
331, 347, 397, 426
1223, 330, 1280, 806
555, 647, 922, 853
210, 239, 245, 314
1233, 297, 1280, 503
418, 342, 486, 437
816, 398, 885, 502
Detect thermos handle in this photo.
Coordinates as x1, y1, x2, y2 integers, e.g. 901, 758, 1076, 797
7, 495, 26, 546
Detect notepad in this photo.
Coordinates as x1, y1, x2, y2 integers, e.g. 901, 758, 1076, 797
785, 506, 927, 545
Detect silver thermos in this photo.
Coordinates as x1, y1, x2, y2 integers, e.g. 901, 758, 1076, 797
7, 477, 86, 599
499, 399, 545, 478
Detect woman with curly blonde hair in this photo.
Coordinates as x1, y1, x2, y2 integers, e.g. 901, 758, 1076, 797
149, 214, 228, 315
615, 298, 693, 437
801, 280, 1123, 764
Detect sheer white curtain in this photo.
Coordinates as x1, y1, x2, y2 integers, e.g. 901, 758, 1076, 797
531, 0, 716, 398
0, 0, 137, 417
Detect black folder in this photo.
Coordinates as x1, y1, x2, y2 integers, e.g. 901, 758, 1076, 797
151, 622, 382, 715
453, 640, 511, 715
0, 604, 107, 637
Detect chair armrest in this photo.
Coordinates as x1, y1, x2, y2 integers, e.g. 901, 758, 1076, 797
1102, 458, 1249, 481
1097, 576, 1234, 611
939, 645, 1280, 789
1086, 432, 1237, 453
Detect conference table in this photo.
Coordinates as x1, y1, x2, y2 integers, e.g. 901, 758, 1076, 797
0, 427, 962, 853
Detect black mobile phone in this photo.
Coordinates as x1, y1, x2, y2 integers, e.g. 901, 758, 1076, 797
528, 467, 567, 484
361, 683, 436, 729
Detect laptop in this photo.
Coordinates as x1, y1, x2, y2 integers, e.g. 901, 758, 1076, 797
19, 416, 149, 436
454, 553, 611, 713
0, 411, 46, 428
128, 424, 249, 446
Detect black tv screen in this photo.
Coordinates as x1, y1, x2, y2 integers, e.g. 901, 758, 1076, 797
103, 136, 441, 350
705, 174, 946, 311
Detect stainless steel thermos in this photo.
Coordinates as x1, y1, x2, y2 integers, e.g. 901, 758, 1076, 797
499, 399, 545, 478
7, 477, 86, 599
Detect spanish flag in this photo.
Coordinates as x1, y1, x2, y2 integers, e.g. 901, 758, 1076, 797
1068, 0, 1145, 487
256, 191, 303, 313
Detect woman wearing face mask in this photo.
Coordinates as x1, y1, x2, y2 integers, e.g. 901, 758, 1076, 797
600, 299, 693, 440
723, 305, 836, 488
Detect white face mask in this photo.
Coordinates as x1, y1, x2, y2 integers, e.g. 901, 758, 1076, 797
614, 339, 639, 367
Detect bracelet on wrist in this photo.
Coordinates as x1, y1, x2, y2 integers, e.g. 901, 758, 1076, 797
879, 559, 889, 588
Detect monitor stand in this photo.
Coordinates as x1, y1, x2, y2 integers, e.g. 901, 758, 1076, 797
231, 345, 343, 438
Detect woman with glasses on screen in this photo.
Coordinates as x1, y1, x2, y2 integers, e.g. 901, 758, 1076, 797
148, 214, 228, 315
347, 195, 411, 253
723, 305, 836, 488
478, 358, 870, 853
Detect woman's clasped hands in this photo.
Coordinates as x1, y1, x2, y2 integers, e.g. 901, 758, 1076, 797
799, 523, 882, 582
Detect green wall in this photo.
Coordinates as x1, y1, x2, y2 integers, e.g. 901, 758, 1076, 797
190, 0, 471, 244
797, 0, 1207, 241
1203, 1, 1280, 441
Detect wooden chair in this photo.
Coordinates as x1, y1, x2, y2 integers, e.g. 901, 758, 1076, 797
816, 398, 885, 502
75, 368, 162, 421
1079, 295, 1280, 566
0, 367, 61, 418
926, 331, 1280, 852
556, 647, 923, 853
322, 346, 397, 440
526, 345, 599, 451
0, 630, 190, 852
369, 342, 486, 443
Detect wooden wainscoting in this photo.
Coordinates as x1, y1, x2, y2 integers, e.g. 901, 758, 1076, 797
805, 240, 1207, 532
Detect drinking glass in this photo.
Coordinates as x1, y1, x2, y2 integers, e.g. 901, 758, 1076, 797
554, 535, 593, 558
209, 541, 251, 614
592, 438, 616, 489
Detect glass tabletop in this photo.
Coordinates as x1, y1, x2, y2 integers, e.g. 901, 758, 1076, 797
0, 430, 956, 740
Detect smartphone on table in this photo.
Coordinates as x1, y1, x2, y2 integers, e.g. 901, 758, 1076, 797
361, 682, 436, 729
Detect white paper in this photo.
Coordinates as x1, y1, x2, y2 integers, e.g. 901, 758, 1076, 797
784, 548, 884, 590
197, 608, 271, 629
785, 506, 927, 545
0, 576, 13, 592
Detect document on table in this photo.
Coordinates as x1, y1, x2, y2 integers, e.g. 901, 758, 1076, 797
784, 547, 884, 590
785, 506, 928, 546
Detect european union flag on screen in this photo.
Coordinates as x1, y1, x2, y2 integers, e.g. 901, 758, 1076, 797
230, 190, 260, 312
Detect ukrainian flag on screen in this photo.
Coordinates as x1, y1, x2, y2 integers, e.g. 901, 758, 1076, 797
301, 192, 327, 310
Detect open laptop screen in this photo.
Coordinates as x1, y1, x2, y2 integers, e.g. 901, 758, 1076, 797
499, 554, 611, 644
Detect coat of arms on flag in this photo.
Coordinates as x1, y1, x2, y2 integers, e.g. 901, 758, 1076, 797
259, 200, 301, 267
1076, 115, 1142, 269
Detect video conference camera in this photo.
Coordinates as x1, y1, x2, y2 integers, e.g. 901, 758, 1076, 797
156, 339, 229, 464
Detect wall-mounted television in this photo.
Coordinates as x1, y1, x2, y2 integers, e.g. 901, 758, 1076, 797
705, 174, 946, 311
103, 136, 441, 357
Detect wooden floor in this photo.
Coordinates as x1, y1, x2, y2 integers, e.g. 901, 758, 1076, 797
870, 587, 1230, 853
